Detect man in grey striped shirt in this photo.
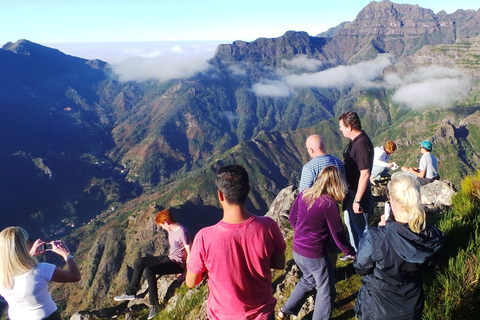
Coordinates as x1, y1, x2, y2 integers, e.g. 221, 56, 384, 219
299, 134, 345, 192
298, 134, 346, 266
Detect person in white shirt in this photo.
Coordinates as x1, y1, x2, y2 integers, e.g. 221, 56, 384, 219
401, 140, 439, 186
0, 227, 81, 320
370, 140, 397, 185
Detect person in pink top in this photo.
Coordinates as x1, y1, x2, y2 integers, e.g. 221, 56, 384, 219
186, 164, 286, 320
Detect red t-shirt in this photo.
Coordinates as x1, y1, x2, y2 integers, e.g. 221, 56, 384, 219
187, 215, 286, 320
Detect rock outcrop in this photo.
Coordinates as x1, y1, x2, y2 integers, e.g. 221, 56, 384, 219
70, 273, 187, 320
265, 185, 298, 238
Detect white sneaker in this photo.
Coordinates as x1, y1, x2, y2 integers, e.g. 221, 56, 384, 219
147, 306, 157, 319
339, 254, 355, 262
113, 292, 135, 301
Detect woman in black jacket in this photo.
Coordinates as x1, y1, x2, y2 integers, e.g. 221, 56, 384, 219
354, 172, 443, 320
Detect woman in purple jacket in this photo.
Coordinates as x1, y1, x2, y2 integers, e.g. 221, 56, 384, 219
277, 165, 356, 320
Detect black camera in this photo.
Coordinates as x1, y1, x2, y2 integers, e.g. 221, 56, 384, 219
42, 242, 53, 251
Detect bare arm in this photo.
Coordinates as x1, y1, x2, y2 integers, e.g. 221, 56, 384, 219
184, 244, 191, 263
401, 166, 425, 178
51, 258, 81, 283
270, 252, 286, 270
49, 240, 81, 283
353, 168, 370, 214
185, 269, 204, 288
410, 167, 425, 178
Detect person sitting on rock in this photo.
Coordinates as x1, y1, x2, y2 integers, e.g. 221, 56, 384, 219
370, 140, 397, 185
401, 140, 439, 186
114, 209, 191, 320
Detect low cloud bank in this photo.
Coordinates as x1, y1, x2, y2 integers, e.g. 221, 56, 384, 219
385, 66, 471, 108
112, 53, 211, 82
250, 55, 471, 108
282, 55, 324, 71
110, 42, 217, 82
50, 41, 219, 82
52, 42, 472, 108
252, 54, 392, 98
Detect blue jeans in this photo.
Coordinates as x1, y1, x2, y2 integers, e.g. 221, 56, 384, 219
371, 165, 389, 179
282, 252, 336, 320
344, 189, 372, 249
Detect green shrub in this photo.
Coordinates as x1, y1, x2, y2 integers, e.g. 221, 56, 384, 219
423, 171, 480, 319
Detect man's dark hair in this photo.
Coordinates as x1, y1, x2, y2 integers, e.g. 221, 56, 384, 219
215, 164, 250, 205
339, 111, 362, 131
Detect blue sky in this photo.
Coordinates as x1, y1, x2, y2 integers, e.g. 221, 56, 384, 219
1, 0, 479, 45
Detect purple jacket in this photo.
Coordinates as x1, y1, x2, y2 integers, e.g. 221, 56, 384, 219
290, 192, 355, 259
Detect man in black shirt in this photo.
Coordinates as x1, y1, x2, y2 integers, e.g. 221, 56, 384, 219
339, 111, 374, 255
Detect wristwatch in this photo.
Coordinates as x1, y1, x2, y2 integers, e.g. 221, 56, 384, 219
354, 199, 360, 203
65, 254, 74, 261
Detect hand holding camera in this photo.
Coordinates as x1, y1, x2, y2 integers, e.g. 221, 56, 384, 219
31, 239, 73, 261
41, 242, 53, 251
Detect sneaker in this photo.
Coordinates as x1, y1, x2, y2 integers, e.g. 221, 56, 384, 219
147, 306, 157, 319
276, 310, 288, 320
339, 254, 355, 262
113, 292, 135, 301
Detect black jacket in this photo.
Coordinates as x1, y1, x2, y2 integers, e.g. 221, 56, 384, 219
354, 219, 444, 320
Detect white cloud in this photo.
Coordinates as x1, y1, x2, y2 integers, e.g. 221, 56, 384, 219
282, 55, 323, 71
251, 54, 392, 97
378, 65, 471, 108
112, 53, 211, 82
286, 54, 392, 88
227, 64, 247, 76
222, 111, 239, 121
111, 42, 217, 82
392, 77, 470, 108
250, 55, 471, 109
251, 81, 294, 98
49, 41, 219, 83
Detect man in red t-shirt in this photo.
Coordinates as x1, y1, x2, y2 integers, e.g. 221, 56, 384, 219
186, 164, 286, 320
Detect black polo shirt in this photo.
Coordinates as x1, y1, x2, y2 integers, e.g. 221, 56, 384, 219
343, 131, 374, 191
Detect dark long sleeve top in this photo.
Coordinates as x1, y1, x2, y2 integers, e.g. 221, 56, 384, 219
290, 192, 355, 259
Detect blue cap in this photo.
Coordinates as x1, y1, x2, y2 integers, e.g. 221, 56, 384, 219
420, 140, 432, 151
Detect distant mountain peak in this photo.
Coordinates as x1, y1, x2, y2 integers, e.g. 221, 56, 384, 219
1, 39, 67, 58
316, 21, 351, 38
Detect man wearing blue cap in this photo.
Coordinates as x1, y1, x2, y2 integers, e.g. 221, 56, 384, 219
401, 140, 439, 186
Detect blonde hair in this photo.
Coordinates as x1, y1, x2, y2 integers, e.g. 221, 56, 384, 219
302, 166, 347, 210
0, 227, 38, 290
387, 172, 426, 233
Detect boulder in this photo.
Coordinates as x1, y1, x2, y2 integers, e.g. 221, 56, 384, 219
70, 273, 184, 319
421, 180, 457, 207
265, 185, 298, 239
